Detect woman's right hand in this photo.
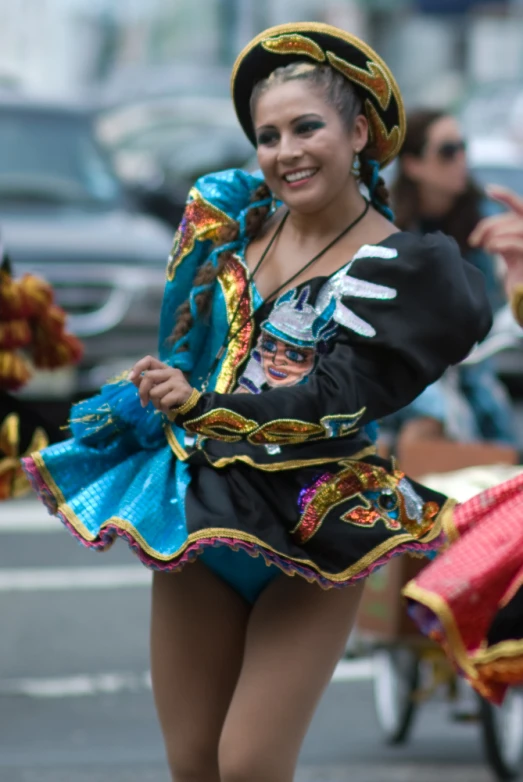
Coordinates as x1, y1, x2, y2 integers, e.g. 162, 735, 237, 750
128, 356, 195, 412
469, 185, 523, 299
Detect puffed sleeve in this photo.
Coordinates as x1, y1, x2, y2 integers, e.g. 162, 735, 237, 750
172, 232, 492, 446
158, 168, 268, 361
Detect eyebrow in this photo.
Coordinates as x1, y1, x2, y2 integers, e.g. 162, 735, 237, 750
255, 112, 325, 133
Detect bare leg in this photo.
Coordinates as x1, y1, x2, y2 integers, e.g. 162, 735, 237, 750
150, 562, 250, 781
218, 575, 364, 782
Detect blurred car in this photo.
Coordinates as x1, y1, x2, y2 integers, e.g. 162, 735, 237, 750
0, 95, 174, 410
96, 95, 253, 228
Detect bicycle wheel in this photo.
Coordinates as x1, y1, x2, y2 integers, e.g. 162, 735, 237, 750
479, 689, 523, 780
372, 647, 419, 744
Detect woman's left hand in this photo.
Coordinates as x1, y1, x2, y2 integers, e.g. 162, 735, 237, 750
128, 356, 194, 412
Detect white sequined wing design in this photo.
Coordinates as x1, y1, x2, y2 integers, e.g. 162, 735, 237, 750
315, 245, 398, 338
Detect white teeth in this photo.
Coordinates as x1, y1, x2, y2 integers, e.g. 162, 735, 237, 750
284, 169, 317, 183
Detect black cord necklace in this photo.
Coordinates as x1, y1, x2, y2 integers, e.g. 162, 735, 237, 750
201, 198, 370, 391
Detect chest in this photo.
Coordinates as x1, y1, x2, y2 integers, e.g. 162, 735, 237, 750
244, 231, 367, 302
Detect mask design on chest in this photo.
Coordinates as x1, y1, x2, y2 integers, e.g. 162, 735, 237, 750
237, 286, 337, 393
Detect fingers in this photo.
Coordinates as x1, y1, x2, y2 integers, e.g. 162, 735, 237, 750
128, 356, 166, 384
152, 389, 188, 414
486, 184, 523, 217
469, 213, 523, 250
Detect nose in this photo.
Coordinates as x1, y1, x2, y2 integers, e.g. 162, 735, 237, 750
273, 345, 287, 365
277, 131, 302, 163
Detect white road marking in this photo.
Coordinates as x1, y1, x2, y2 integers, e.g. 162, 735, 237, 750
0, 660, 373, 698
0, 565, 152, 591
0, 501, 60, 533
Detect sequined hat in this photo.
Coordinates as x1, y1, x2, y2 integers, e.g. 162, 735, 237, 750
231, 22, 406, 169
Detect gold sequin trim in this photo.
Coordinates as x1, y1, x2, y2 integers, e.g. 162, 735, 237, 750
215, 257, 255, 394
203, 445, 377, 471
29, 450, 444, 586
166, 189, 235, 281
293, 462, 444, 544
364, 99, 402, 169
167, 389, 202, 421
184, 406, 369, 446
262, 33, 326, 62
184, 407, 258, 443
326, 51, 392, 110
164, 425, 189, 461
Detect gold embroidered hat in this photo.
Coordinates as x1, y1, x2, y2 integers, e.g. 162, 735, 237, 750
231, 22, 405, 169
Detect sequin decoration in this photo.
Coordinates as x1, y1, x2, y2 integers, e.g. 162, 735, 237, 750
184, 408, 258, 442
262, 33, 326, 62
364, 99, 402, 169
248, 419, 325, 446
326, 51, 392, 110
215, 257, 254, 394
167, 189, 235, 281
293, 462, 441, 545
183, 406, 367, 446
314, 251, 397, 338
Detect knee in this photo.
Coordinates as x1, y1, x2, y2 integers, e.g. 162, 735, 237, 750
164, 743, 219, 782
219, 737, 282, 782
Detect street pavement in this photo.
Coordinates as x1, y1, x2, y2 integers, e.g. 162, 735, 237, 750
0, 498, 505, 782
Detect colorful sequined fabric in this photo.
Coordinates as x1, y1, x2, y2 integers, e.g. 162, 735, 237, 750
404, 473, 523, 704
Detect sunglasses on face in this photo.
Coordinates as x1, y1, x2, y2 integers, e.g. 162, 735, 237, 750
434, 139, 467, 161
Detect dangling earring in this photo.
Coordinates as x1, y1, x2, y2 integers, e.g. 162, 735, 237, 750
351, 153, 361, 177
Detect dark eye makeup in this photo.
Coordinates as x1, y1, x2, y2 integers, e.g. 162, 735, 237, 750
255, 115, 326, 146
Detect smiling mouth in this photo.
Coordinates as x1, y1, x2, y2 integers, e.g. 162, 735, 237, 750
283, 168, 318, 186
268, 367, 288, 379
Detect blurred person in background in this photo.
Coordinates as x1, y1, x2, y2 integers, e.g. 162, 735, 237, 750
22, 24, 490, 782
405, 184, 523, 706
382, 109, 518, 464
392, 108, 505, 312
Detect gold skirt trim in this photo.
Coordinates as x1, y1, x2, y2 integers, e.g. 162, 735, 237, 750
32, 452, 446, 586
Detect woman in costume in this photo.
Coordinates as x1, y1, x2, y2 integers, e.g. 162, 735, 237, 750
23, 24, 491, 781
0, 254, 82, 500
404, 185, 523, 707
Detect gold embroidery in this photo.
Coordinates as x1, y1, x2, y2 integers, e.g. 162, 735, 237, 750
262, 33, 326, 62
183, 406, 368, 446
230, 22, 406, 167
166, 189, 235, 281
29, 451, 445, 585
203, 445, 377, 471
164, 425, 189, 461
215, 258, 255, 393
293, 462, 443, 545
167, 389, 202, 421
184, 408, 258, 442
247, 419, 324, 446
326, 51, 392, 110
365, 99, 402, 168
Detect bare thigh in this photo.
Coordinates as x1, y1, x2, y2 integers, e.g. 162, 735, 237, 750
219, 575, 365, 782
150, 562, 250, 781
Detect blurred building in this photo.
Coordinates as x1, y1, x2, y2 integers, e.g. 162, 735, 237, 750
0, 0, 521, 113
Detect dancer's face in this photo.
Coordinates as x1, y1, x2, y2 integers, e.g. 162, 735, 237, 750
253, 79, 367, 214
260, 333, 315, 387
